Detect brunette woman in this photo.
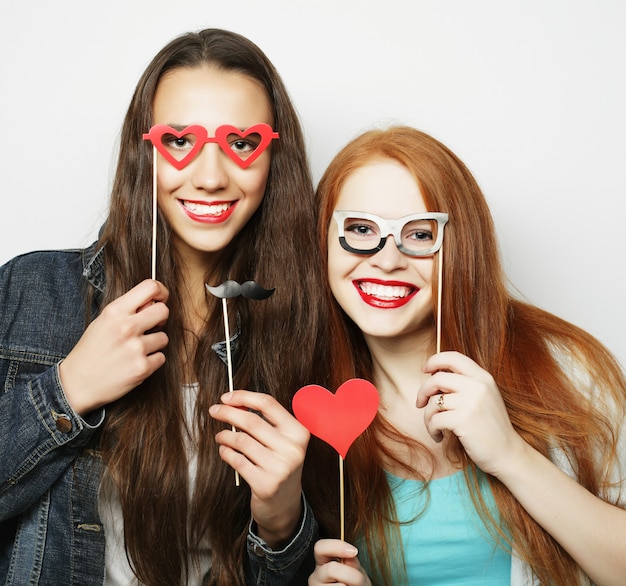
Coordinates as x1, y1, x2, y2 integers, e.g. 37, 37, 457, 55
0, 29, 325, 585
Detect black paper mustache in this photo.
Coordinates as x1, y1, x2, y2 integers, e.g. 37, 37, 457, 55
205, 280, 275, 300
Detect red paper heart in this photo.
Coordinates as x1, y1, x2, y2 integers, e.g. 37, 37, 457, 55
143, 123, 279, 170
292, 379, 379, 458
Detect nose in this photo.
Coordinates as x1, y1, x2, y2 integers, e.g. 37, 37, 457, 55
191, 143, 229, 191
369, 235, 408, 271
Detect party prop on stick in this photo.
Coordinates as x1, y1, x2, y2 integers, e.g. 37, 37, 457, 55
142, 123, 280, 279
206, 280, 275, 486
293, 379, 379, 540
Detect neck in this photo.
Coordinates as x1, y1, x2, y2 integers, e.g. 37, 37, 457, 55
366, 332, 432, 447
364, 331, 459, 478
364, 331, 434, 404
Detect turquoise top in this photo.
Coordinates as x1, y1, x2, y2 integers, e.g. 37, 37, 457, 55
362, 470, 511, 585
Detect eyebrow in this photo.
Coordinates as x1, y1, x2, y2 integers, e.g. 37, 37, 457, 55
163, 124, 195, 132
160, 124, 258, 133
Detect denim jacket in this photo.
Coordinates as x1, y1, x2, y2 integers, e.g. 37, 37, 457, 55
0, 244, 107, 585
0, 244, 316, 585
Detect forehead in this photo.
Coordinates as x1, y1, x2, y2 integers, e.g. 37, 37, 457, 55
335, 158, 427, 217
153, 65, 273, 130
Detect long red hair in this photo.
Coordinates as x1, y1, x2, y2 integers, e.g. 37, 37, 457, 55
306, 126, 626, 585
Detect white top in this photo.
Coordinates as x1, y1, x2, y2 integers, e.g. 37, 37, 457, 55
99, 383, 212, 585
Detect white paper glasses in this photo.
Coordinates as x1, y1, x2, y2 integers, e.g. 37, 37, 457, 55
332, 211, 449, 257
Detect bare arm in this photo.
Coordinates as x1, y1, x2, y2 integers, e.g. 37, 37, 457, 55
418, 351, 626, 586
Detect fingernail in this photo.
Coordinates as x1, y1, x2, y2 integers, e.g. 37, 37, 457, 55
345, 545, 358, 556
221, 392, 234, 403
209, 405, 220, 415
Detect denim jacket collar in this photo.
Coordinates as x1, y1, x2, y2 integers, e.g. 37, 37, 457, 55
81, 242, 106, 294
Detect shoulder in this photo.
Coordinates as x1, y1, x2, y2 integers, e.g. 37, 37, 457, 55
2, 246, 86, 278
1, 242, 102, 290
0, 244, 101, 352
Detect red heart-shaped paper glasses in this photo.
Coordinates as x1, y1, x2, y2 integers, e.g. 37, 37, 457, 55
143, 123, 279, 170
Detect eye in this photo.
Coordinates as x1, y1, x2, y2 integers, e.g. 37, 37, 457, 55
403, 219, 436, 243
345, 220, 379, 239
227, 133, 261, 159
406, 229, 433, 241
162, 133, 195, 151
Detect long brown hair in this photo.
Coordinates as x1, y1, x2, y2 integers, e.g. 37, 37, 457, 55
95, 29, 329, 585
309, 126, 626, 585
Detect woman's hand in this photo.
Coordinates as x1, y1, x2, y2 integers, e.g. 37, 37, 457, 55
417, 352, 626, 585
59, 279, 169, 416
416, 351, 525, 477
309, 539, 371, 586
209, 390, 310, 549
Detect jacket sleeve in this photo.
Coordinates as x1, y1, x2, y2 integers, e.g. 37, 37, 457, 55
0, 252, 105, 521
245, 493, 318, 585
0, 359, 104, 520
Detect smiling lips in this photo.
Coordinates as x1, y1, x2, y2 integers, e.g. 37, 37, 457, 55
353, 279, 418, 309
180, 199, 238, 223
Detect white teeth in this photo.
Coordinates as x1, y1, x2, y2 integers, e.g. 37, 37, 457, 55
183, 201, 230, 215
359, 282, 411, 299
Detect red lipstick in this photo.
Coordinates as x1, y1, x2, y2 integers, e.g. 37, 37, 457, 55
180, 199, 238, 224
353, 279, 418, 309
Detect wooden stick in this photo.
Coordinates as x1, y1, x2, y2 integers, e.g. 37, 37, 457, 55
222, 299, 234, 394
436, 246, 444, 354
221, 298, 240, 486
340, 455, 345, 542
151, 145, 158, 281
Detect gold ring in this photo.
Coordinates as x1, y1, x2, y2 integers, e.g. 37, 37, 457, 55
436, 394, 446, 411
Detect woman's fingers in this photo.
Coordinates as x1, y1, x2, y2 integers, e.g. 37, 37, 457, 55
210, 391, 310, 455
313, 539, 359, 563
417, 351, 521, 474
209, 390, 310, 547
309, 540, 370, 586
59, 279, 170, 415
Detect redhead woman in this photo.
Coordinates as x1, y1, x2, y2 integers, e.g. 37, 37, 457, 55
305, 126, 626, 585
